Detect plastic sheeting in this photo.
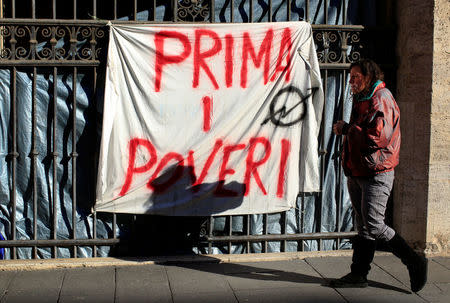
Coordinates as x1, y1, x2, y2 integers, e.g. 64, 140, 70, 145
0, 68, 112, 258
0, 0, 379, 258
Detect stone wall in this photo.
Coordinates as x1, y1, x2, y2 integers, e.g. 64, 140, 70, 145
427, 0, 450, 254
395, 0, 449, 254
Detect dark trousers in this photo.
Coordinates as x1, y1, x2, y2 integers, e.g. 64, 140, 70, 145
347, 171, 395, 242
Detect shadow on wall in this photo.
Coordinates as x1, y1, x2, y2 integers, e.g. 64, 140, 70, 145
112, 164, 245, 256
145, 164, 246, 216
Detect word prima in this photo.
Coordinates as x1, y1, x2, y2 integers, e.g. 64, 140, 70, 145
154, 27, 294, 92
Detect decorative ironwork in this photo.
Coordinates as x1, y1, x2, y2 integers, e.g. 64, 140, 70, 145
0, 23, 366, 68
0, 23, 106, 65
345, 31, 362, 63
313, 27, 363, 66
177, 0, 210, 22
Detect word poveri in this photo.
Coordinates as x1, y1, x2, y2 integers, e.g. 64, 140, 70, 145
119, 137, 291, 198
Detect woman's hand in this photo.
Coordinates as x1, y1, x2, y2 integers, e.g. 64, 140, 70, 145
333, 120, 348, 135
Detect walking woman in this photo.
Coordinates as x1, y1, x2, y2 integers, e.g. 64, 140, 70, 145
332, 59, 428, 292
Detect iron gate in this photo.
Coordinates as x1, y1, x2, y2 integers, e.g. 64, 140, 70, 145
0, 0, 395, 259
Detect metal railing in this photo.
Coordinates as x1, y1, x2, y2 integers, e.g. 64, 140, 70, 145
0, 0, 369, 259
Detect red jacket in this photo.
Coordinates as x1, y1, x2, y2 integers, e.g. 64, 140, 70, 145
342, 81, 401, 176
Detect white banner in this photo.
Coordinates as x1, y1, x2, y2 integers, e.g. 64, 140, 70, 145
95, 22, 323, 216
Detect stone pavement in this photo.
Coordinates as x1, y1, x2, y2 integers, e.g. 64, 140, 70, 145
0, 253, 449, 303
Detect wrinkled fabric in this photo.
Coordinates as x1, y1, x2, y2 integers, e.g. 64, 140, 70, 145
0, 69, 111, 259
96, 22, 324, 216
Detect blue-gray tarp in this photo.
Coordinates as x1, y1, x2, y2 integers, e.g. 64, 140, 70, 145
0, 0, 378, 258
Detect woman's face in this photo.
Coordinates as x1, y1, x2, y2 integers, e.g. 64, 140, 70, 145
349, 66, 370, 95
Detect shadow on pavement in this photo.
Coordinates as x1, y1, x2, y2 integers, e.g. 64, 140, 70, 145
366, 281, 411, 294
160, 255, 411, 294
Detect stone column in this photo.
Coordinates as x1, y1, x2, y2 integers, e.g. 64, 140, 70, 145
395, 0, 449, 254
0, 0, 3, 50
427, 0, 450, 254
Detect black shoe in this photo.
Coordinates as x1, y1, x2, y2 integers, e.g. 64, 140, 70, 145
410, 256, 428, 292
329, 272, 368, 288
388, 234, 428, 292
350, 236, 376, 277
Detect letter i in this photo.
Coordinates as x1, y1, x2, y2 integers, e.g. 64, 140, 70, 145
225, 34, 234, 87
277, 139, 291, 198
202, 96, 213, 132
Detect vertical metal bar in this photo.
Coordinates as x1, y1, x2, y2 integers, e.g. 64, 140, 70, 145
52, 67, 58, 258
318, 192, 322, 251
263, 214, 268, 252
300, 193, 305, 251
53, 0, 56, 19
341, 31, 346, 64
343, 0, 347, 25
228, 216, 232, 254
152, 0, 157, 21
10, 67, 17, 259
305, 0, 309, 22
318, 209, 323, 250
320, 70, 328, 251
0, 1, 3, 52
173, 0, 177, 22
287, 0, 291, 21
10, 23, 16, 60
316, 60, 325, 252
246, 214, 250, 253
32, 0, 36, 19
73, 0, 77, 19
92, 64, 98, 257
208, 216, 213, 254
114, 0, 117, 20
133, 0, 137, 21
320, 70, 328, 193
93, 0, 97, 18
268, 0, 272, 22
230, 0, 234, 23
32, 67, 38, 259
30, 26, 37, 60
249, 0, 253, 23
334, 72, 344, 250
93, 211, 97, 257
112, 213, 117, 239
210, 0, 215, 22
72, 67, 78, 257
12, 0, 15, 18
282, 212, 287, 252
336, 69, 346, 250
324, 0, 328, 24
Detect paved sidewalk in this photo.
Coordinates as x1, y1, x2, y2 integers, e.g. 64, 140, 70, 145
0, 253, 449, 303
